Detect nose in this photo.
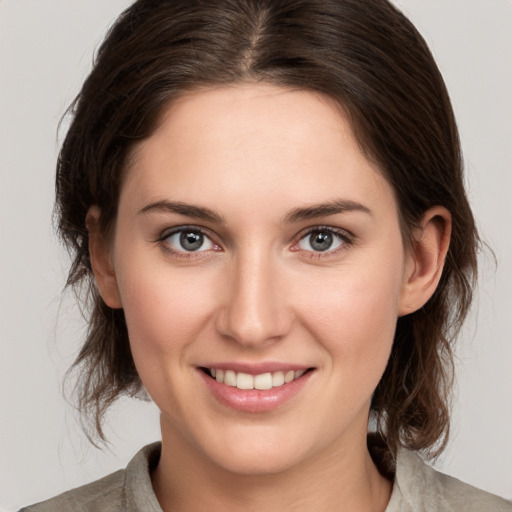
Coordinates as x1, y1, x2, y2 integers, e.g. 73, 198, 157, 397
214, 249, 293, 348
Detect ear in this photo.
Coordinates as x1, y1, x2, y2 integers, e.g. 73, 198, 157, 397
86, 206, 122, 309
398, 206, 452, 316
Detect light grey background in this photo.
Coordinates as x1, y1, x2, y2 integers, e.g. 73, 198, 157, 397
1, 1, 511, 510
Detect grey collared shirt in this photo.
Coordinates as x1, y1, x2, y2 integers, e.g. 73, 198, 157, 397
19, 442, 512, 511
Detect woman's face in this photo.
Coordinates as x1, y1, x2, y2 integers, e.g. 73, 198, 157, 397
107, 83, 415, 474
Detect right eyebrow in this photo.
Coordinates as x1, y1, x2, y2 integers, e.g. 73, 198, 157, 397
284, 198, 372, 224
138, 200, 225, 224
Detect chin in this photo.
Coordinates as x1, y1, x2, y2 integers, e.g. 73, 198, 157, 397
210, 445, 305, 476
196, 423, 322, 476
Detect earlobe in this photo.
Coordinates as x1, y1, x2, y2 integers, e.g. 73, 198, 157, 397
398, 206, 452, 316
86, 206, 122, 309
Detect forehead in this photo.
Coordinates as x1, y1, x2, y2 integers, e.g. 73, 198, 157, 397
122, 83, 397, 220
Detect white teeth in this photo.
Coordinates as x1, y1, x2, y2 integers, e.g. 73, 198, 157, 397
284, 370, 295, 383
254, 372, 272, 390
272, 371, 285, 387
224, 370, 237, 387
236, 372, 254, 390
209, 368, 307, 389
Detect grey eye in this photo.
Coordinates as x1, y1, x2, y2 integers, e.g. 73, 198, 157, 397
180, 231, 204, 251
310, 231, 333, 251
165, 229, 214, 252
298, 229, 344, 252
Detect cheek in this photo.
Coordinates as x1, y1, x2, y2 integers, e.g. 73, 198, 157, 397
115, 262, 216, 366
298, 256, 403, 382
116, 265, 220, 415
313, 278, 398, 347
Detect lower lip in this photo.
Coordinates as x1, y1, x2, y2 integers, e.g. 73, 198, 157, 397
198, 369, 313, 413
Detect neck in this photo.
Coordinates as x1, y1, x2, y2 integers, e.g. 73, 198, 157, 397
152, 421, 392, 512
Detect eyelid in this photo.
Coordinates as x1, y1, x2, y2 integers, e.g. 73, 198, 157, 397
155, 223, 354, 259
291, 225, 355, 256
157, 225, 221, 257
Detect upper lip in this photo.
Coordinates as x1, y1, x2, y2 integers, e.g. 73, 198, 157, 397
198, 362, 312, 375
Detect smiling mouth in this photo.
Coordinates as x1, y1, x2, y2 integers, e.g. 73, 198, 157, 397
201, 367, 313, 390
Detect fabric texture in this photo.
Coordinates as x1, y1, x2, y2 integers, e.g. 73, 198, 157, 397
19, 442, 512, 511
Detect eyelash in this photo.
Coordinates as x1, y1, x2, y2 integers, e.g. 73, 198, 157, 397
157, 225, 220, 259
293, 225, 354, 259
156, 225, 354, 259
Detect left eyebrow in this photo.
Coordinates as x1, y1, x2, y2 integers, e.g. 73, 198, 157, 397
284, 199, 372, 223
137, 200, 225, 224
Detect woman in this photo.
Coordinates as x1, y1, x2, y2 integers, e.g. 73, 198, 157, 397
19, 0, 511, 510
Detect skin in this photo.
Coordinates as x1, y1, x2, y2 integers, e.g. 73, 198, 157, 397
88, 83, 451, 511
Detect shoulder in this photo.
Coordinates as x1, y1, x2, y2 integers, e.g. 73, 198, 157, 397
18, 442, 162, 512
18, 469, 126, 512
389, 447, 512, 512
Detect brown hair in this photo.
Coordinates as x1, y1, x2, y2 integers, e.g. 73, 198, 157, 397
58, 0, 478, 456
